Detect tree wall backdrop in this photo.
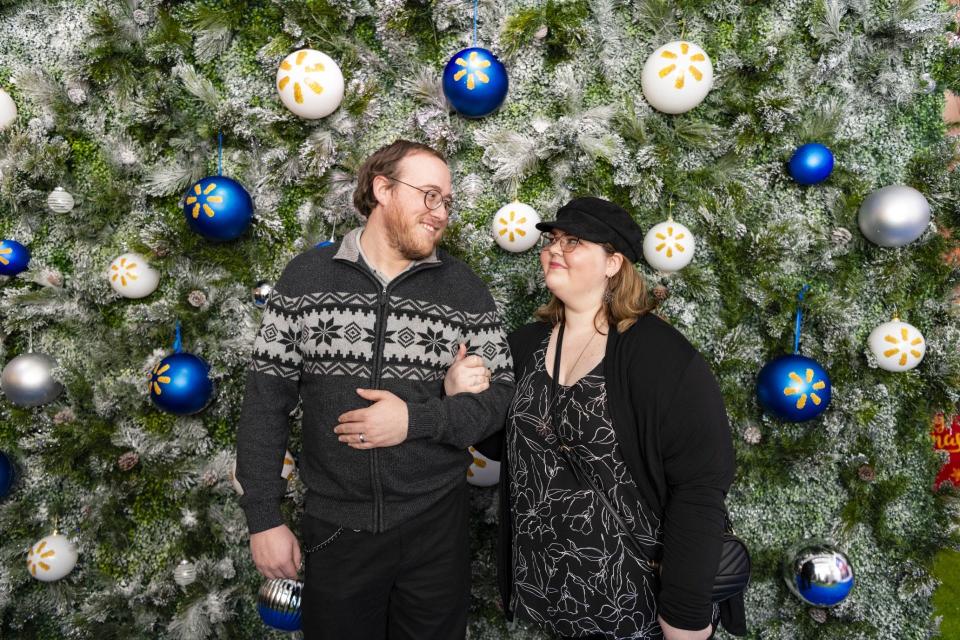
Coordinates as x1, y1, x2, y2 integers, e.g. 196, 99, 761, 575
0, 0, 959, 638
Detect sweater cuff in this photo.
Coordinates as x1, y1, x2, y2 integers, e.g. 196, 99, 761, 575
658, 593, 713, 631
241, 500, 285, 535
406, 399, 440, 441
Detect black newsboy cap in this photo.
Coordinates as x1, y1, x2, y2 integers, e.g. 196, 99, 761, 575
536, 196, 644, 262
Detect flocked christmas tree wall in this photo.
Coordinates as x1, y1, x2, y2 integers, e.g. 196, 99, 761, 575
0, 0, 959, 638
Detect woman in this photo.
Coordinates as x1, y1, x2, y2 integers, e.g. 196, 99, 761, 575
449, 197, 737, 640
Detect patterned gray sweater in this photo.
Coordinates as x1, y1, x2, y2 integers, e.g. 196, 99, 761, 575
235, 228, 515, 535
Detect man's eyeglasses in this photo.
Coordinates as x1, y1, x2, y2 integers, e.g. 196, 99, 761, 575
387, 177, 454, 213
539, 232, 581, 253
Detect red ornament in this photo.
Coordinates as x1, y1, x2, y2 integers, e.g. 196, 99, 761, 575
931, 413, 960, 488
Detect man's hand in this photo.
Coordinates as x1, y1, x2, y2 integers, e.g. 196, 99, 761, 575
444, 343, 491, 396
250, 524, 301, 580
658, 616, 713, 640
335, 388, 409, 449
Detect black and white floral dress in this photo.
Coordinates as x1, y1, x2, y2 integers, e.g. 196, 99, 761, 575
508, 336, 663, 639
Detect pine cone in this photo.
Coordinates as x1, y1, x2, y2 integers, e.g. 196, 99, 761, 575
831, 227, 853, 246
42, 268, 63, 287
809, 608, 828, 624
188, 290, 208, 308
858, 464, 876, 483
53, 407, 76, 425
652, 285, 669, 301
118, 451, 139, 471
743, 425, 762, 445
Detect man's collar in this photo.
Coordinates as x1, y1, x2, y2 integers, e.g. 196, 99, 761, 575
334, 227, 441, 266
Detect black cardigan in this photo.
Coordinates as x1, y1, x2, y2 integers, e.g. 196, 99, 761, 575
476, 315, 737, 631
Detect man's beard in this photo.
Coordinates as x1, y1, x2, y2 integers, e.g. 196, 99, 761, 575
383, 201, 442, 260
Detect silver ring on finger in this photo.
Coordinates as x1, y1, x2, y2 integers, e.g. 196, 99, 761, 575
359, 432, 365, 443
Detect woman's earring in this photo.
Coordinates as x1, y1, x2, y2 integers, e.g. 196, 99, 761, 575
603, 283, 613, 304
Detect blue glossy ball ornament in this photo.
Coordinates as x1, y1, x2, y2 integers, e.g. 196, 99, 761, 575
0, 239, 30, 276
149, 352, 214, 415
783, 541, 855, 607
183, 176, 253, 241
258, 579, 303, 631
442, 47, 508, 118
788, 143, 834, 185
0, 452, 15, 500
757, 354, 832, 422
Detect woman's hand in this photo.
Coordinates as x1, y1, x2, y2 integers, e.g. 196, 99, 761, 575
659, 616, 712, 640
444, 343, 491, 396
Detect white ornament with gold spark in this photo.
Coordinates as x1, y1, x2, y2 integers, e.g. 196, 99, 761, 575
492, 201, 541, 252
868, 316, 926, 372
276, 49, 345, 119
467, 446, 500, 487
640, 41, 714, 114
27, 531, 78, 582
642, 219, 696, 272
0, 88, 16, 130
108, 253, 160, 299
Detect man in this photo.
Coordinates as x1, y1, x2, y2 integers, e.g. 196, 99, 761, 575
235, 139, 515, 640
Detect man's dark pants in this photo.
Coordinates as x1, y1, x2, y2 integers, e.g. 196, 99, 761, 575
301, 481, 471, 640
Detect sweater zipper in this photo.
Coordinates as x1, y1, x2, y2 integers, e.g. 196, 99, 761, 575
338, 258, 440, 533
371, 284, 388, 533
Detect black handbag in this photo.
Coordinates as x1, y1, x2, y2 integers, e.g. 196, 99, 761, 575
549, 323, 751, 605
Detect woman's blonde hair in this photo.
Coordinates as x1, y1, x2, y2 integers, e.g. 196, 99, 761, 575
534, 243, 655, 333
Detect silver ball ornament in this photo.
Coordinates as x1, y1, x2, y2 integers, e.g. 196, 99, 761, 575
173, 559, 197, 587
46, 187, 75, 214
258, 578, 303, 631
857, 185, 930, 247
252, 281, 273, 308
782, 540, 855, 607
1, 352, 64, 408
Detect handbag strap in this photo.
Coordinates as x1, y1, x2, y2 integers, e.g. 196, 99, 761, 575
549, 322, 660, 569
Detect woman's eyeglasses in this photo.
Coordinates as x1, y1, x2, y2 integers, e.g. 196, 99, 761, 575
387, 177, 454, 213
539, 233, 581, 253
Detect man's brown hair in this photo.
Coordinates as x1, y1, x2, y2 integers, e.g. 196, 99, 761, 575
353, 140, 446, 217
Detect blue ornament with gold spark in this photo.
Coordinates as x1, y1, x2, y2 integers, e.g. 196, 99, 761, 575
442, 0, 508, 118
182, 133, 253, 241
756, 285, 832, 422
0, 451, 15, 501
442, 47, 508, 118
0, 239, 30, 277
149, 321, 214, 415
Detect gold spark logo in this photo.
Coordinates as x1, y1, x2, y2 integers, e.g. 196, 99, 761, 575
498, 209, 528, 243
185, 183, 223, 219
453, 51, 491, 91
654, 226, 687, 258
657, 42, 707, 90
150, 362, 171, 395
110, 256, 139, 287
783, 368, 827, 410
278, 51, 326, 104
0, 242, 11, 266
882, 327, 924, 367
27, 540, 56, 577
